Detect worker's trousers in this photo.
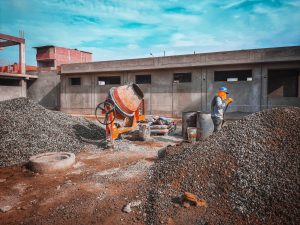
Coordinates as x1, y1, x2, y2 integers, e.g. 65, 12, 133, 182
211, 116, 223, 132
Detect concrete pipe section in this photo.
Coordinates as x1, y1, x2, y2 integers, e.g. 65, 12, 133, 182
28, 152, 75, 173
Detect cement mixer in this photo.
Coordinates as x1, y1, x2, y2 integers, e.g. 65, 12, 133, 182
95, 83, 149, 147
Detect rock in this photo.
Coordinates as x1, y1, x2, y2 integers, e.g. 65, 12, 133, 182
0, 205, 12, 213
158, 149, 167, 159
142, 107, 300, 224
130, 200, 142, 207
122, 200, 142, 213
21, 206, 27, 210
123, 204, 132, 213
173, 203, 180, 208
183, 202, 190, 208
0, 98, 105, 167
182, 192, 206, 207
167, 217, 175, 225
0, 178, 6, 183
65, 180, 72, 184
183, 192, 198, 205
30, 200, 37, 205
196, 199, 206, 207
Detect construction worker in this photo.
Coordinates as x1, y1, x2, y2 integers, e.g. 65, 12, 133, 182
211, 87, 233, 132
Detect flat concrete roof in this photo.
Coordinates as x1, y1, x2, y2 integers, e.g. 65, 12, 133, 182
61, 46, 300, 74
33, 45, 92, 54
0, 72, 38, 79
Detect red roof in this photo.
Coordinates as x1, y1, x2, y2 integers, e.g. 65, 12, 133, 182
0, 64, 37, 73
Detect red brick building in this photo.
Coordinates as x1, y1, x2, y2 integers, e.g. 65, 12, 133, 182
34, 46, 92, 69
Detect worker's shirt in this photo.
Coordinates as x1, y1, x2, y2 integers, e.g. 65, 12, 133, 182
211, 96, 226, 119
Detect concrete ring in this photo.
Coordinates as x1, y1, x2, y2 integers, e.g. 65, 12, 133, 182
28, 152, 76, 173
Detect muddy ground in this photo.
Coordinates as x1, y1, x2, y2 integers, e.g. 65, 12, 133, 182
0, 135, 182, 225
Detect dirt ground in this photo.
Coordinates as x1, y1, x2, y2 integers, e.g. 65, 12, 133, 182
0, 135, 182, 225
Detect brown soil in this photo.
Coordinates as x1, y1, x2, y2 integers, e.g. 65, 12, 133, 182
0, 147, 160, 225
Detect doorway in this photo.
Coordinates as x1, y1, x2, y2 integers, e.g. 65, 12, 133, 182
268, 69, 299, 97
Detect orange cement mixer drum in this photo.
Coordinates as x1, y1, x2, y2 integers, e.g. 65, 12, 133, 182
109, 84, 144, 117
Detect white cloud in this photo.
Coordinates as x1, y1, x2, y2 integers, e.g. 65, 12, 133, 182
221, 0, 248, 9
127, 44, 139, 50
0, 0, 299, 65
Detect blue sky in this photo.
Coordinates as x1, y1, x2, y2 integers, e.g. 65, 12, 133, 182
1, 0, 300, 65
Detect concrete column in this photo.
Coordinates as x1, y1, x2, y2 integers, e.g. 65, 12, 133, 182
20, 79, 27, 97
60, 75, 66, 111
19, 43, 25, 74
57, 75, 61, 110
54, 47, 57, 68
125, 72, 131, 84
201, 68, 207, 111
248, 66, 262, 112
261, 65, 268, 110
298, 72, 300, 97
91, 74, 95, 114
68, 49, 70, 63
150, 79, 152, 115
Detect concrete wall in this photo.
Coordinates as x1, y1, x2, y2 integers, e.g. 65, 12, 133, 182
60, 46, 300, 116
0, 86, 24, 101
60, 72, 134, 115
62, 46, 300, 74
206, 64, 262, 112
60, 69, 203, 116
27, 71, 60, 109
127, 68, 203, 116
60, 61, 300, 116
0, 79, 26, 101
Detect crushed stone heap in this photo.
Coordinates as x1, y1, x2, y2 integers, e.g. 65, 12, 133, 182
0, 98, 105, 167
142, 107, 300, 225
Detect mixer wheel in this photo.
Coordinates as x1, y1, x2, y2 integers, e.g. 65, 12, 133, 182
95, 99, 116, 125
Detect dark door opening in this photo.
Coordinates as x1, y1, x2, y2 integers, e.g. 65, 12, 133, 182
0, 78, 20, 86
268, 69, 299, 97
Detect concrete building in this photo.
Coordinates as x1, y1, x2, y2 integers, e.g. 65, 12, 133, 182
34, 45, 92, 70
0, 33, 38, 101
60, 46, 300, 117
27, 46, 93, 109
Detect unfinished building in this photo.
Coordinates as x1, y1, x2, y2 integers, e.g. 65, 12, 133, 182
60, 46, 300, 116
0, 33, 38, 101
26, 46, 93, 110
34, 45, 92, 70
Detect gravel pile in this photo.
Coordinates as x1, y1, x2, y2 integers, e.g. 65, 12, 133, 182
0, 98, 105, 167
141, 107, 300, 225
